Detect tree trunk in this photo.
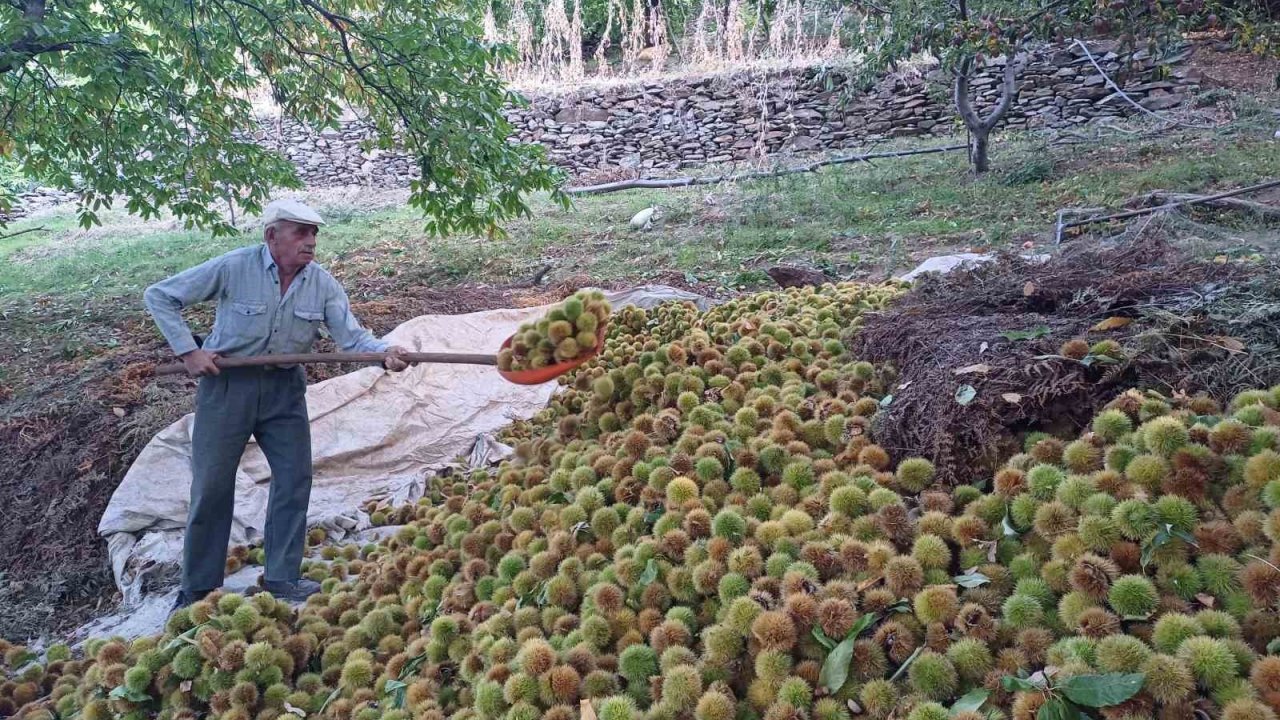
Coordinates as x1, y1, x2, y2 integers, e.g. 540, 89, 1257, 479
953, 55, 1019, 174
970, 128, 991, 173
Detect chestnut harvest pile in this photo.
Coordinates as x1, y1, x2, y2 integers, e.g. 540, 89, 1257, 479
4, 282, 1280, 720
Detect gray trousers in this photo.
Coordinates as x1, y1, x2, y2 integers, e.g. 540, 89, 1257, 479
185, 366, 312, 593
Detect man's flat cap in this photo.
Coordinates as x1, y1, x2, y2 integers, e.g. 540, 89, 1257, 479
262, 198, 326, 227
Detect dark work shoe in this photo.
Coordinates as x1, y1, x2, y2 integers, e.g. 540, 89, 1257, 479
171, 589, 211, 616
261, 578, 323, 602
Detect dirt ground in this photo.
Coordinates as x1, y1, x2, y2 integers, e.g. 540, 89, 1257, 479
1187, 33, 1280, 92
851, 223, 1280, 486
0, 264, 711, 643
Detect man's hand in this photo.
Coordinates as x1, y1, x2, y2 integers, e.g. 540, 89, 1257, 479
383, 345, 411, 372
181, 349, 221, 377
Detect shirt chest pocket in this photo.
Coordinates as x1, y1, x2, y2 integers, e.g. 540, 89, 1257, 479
289, 307, 325, 345
220, 301, 268, 341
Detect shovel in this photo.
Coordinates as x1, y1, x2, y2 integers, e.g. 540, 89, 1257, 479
153, 325, 606, 386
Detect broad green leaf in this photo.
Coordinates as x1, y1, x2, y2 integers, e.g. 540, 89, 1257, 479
109, 686, 151, 703
819, 634, 858, 692
638, 559, 659, 586
849, 612, 880, 637
953, 572, 990, 588
1037, 698, 1080, 720
1267, 637, 1280, 655
812, 626, 837, 651
384, 679, 408, 708
1001, 676, 1037, 692
1059, 673, 1146, 708
950, 688, 990, 716
955, 384, 978, 406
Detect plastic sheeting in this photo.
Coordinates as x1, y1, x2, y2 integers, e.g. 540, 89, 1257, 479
98, 285, 712, 612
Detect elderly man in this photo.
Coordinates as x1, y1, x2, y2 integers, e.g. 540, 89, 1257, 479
144, 198, 411, 611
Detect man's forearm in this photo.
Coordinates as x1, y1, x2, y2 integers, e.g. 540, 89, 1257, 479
143, 285, 200, 357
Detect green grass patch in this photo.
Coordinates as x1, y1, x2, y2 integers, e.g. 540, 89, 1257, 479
2, 117, 1278, 306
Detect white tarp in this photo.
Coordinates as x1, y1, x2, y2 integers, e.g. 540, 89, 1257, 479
98, 285, 712, 611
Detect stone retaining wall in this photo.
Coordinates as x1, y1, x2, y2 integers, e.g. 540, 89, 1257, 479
250, 40, 1198, 187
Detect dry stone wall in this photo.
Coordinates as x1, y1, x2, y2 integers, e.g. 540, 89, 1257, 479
251, 40, 1198, 188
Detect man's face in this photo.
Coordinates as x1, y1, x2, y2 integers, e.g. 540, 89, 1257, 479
266, 220, 319, 270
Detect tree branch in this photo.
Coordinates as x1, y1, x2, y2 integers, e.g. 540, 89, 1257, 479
981, 57, 1018, 133
952, 56, 982, 130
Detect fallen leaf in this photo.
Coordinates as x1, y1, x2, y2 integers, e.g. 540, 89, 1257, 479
284, 703, 307, 718
581, 699, 598, 720
112, 407, 126, 418
955, 384, 977, 405
1212, 336, 1246, 354
979, 341, 989, 354
848, 700, 864, 714
1091, 316, 1132, 331
1023, 281, 1037, 296
1195, 593, 1216, 608
954, 363, 991, 375
180, 681, 193, 693
897, 381, 913, 390
1002, 392, 1023, 403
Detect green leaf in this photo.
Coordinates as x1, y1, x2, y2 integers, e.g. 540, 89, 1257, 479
638, 559, 659, 587
1059, 673, 1146, 708
1001, 676, 1038, 692
812, 626, 837, 651
162, 622, 208, 652
848, 612, 880, 637
547, 491, 570, 505
384, 679, 408, 709
955, 384, 978, 405
1001, 325, 1051, 341
399, 652, 429, 680
879, 394, 894, 408
951, 688, 990, 716
1037, 698, 1081, 720
319, 687, 341, 714
1002, 508, 1021, 538
953, 572, 991, 588
109, 686, 151, 703
1267, 637, 1280, 655
820, 633, 858, 693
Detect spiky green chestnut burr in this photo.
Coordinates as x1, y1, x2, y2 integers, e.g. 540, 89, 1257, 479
1096, 635, 1152, 673
1177, 636, 1239, 690
908, 651, 958, 700
1109, 575, 1159, 618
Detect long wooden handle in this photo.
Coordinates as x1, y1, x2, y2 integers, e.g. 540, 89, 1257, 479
155, 351, 497, 376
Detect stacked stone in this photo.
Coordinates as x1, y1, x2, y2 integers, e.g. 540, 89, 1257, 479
2, 40, 1203, 215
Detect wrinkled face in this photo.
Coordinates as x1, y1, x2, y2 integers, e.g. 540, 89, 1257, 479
265, 220, 319, 271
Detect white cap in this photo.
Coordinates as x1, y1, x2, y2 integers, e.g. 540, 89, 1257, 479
261, 198, 326, 227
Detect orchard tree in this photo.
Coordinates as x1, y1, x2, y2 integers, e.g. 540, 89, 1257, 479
852, 0, 1200, 172
0, 0, 567, 235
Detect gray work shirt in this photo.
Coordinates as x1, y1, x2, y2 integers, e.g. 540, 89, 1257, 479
143, 243, 388, 359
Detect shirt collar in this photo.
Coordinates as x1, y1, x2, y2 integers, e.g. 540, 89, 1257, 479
261, 243, 308, 279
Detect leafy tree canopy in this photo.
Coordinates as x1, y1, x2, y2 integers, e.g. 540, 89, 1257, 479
0, 0, 568, 236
